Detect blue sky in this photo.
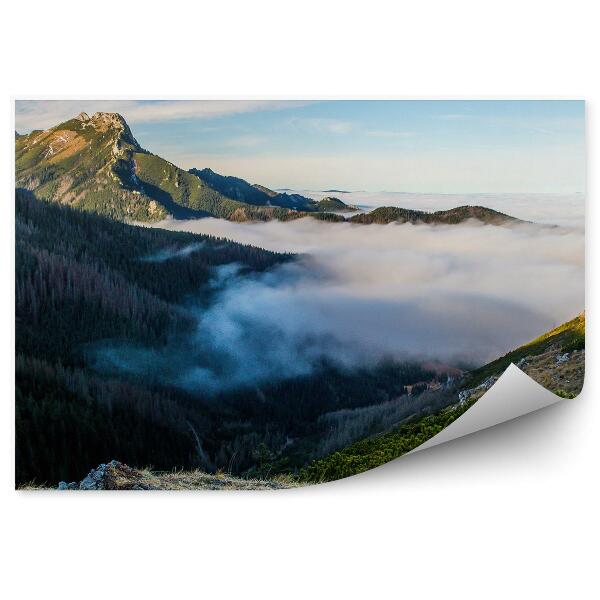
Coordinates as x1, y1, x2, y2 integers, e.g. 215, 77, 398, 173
16, 100, 585, 193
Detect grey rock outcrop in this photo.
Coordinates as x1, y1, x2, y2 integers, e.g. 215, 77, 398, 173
58, 460, 123, 490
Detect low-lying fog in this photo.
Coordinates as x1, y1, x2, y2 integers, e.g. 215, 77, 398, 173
142, 213, 584, 393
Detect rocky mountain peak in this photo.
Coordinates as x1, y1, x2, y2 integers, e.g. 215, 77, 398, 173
91, 111, 128, 129
83, 112, 141, 150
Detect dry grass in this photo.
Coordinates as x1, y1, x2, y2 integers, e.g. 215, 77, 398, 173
114, 466, 300, 491
18, 462, 301, 491
521, 346, 584, 396
47, 131, 88, 163
17, 482, 49, 491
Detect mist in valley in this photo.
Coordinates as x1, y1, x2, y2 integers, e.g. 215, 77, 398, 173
101, 214, 586, 395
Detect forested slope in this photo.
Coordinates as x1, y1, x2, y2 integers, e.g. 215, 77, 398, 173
348, 205, 518, 225
15, 192, 455, 486
15, 190, 289, 484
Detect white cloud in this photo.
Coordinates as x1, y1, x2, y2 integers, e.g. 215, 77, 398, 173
289, 117, 355, 134
136, 217, 584, 392
15, 100, 312, 132
125, 100, 310, 123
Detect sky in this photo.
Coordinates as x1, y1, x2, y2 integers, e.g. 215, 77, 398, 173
15, 100, 585, 193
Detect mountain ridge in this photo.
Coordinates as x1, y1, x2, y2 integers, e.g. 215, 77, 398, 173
15, 112, 354, 223
188, 167, 342, 212
16, 111, 525, 227
348, 204, 518, 226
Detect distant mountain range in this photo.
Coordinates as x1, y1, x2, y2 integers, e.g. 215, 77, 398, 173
188, 167, 356, 213
15, 111, 522, 227
348, 205, 517, 225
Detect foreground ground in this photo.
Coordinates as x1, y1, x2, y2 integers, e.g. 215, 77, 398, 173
21, 460, 298, 491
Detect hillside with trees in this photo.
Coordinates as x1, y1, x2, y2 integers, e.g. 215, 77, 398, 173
299, 314, 585, 483
15, 191, 455, 486
349, 205, 518, 225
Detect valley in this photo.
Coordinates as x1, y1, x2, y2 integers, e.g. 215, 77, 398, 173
14, 109, 585, 489
32, 313, 584, 490
15, 191, 462, 486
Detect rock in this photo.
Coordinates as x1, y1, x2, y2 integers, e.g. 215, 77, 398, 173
88, 112, 140, 148
55, 460, 297, 490
58, 460, 142, 490
75, 112, 90, 121
78, 460, 118, 490
58, 481, 79, 490
78, 474, 99, 490
457, 375, 498, 405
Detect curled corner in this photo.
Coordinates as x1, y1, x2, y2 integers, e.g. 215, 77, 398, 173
409, 364, 564, 454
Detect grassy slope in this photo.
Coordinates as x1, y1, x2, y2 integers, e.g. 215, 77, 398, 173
16, 116, 166, 222
133, 152, 237, 217
316, 197, 357, 212
299, 399, 476, 483
135, 153, 313, 221
15, 114, 292, 222
189, 167, 275, 206
189, 168, 357, 214
300, 314, 585, 483
462, 313, 585, 389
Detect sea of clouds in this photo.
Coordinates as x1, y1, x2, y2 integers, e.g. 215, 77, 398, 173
137, 201, 584, 393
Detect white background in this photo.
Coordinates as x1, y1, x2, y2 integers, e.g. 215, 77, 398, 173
0, 1, 597, 598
